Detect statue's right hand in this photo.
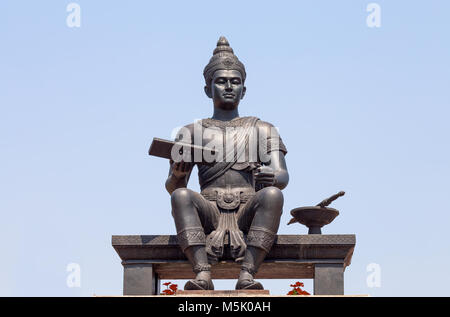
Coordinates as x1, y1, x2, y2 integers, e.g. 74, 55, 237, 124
170, 159, 193, 179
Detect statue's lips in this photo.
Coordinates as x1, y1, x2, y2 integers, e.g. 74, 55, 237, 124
223, 94, 235, 98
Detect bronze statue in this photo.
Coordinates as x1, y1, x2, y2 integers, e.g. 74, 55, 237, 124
164, 36, 289, 290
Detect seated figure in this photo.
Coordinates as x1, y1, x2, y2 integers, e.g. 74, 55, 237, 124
165, 37, 289, 290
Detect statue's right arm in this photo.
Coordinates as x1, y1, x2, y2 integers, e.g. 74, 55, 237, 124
165, 124, 195, 195
165, 160, 193, 195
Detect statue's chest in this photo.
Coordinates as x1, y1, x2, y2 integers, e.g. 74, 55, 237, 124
200, 127, 229, 147
200, 127, 254, 167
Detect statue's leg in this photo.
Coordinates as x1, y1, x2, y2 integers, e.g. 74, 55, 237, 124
171, 188, 218, 290
236, 186, 283, 290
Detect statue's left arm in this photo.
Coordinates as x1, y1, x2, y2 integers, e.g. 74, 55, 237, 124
254, 151, 289, 190
254, 120, 289, 190
267, 150, 289, 189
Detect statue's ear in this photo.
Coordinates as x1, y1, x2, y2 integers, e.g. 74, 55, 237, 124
241, 86, 246, 99
204, 85, 212, 98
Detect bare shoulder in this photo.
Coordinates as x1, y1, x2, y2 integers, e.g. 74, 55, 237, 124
256, 119, 281, 135
174, 123, 196, 143
183, 123, 196, 134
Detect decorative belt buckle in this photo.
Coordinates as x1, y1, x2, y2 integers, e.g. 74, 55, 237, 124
216, 188, 240, 210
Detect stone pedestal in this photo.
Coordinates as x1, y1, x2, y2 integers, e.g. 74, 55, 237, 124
112, 234, 355, 296
122, 261, 160, 295
313, 263, 344, 295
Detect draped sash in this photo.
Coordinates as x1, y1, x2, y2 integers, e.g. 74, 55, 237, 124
198, 116, 259, 189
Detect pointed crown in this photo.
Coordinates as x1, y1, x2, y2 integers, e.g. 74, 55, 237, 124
203, 36, 246, 86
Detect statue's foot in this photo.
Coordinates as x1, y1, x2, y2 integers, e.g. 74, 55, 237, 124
184, 270, 214, 290
235, 269, 264, 290
235, 278, 264, 290
184, 278, 214, 290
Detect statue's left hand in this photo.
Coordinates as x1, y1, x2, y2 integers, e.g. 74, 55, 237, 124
254, 166, 276, 187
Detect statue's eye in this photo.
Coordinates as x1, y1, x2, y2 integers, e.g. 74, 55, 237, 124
215, 78, 226, 84
232, 79, 241, 85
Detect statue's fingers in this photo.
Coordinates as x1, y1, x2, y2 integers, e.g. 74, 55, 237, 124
258, 177, 275, 181
258, 175, 275, 179
256, 177, 275, 184
174, 162, 183, 171
257, 172, 275, 177
182, 162, 191, 172
257, 181, 274, 186
255, 172, 275, 178
257, 175, 275, 180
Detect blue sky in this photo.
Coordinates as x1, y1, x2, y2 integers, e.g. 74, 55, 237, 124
1, 1, 449, 296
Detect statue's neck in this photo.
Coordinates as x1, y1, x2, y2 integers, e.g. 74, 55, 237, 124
211, 108, 239, 121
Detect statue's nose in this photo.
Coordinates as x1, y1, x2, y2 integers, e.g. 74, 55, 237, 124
225, 80, 232, 90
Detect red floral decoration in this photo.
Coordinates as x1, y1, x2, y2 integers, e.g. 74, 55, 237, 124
287, 281, 310, 295
160, 282, 178, 295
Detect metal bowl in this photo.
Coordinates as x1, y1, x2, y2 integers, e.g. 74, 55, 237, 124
289, 206, 339, 234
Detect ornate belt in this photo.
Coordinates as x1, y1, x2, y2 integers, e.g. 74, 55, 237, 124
201, 186, 255, 210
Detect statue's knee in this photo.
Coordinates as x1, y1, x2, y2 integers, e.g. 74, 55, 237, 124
171, 188, 192, 209
260, 186, 284, 213
261, 186, 283, 201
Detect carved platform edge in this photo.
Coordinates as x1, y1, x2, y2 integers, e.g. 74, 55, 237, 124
112, 234, 356, 268
112, 234, 356, 246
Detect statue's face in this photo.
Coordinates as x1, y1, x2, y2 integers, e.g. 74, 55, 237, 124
206, 69, 246, 110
